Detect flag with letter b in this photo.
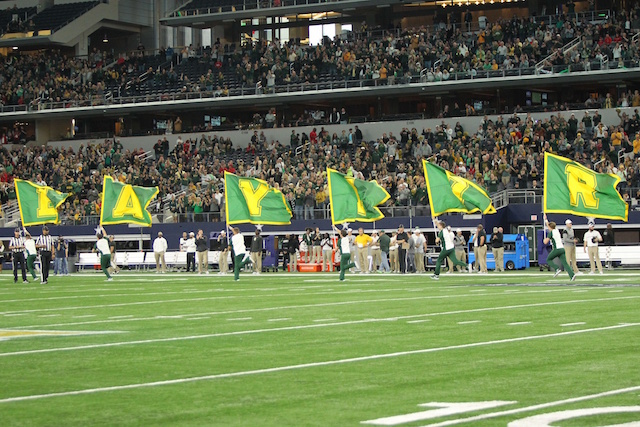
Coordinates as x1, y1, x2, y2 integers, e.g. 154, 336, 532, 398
14, 179, 70, 226
543, 152, 628, 221
100, 176, 159, 227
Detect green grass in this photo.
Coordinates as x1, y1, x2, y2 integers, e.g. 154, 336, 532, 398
0, 269, 639, 426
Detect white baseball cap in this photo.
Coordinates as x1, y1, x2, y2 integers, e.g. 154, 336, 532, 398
565, 219, 572, 225
415, 227, 420, 232
456, 228, 462, 233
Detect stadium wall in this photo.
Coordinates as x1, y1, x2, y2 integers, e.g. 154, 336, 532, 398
45, 107, 636, 152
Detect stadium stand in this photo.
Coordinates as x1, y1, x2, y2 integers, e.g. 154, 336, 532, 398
31, 1, 100, 33
1, 9, 638, 112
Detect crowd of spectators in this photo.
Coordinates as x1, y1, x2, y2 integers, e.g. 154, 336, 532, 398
0, 104, 640, 223
1, 5, 639, 111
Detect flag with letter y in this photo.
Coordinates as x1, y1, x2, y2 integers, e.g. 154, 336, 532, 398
100, 176, 159, 227
422, 160, 496, 217
14, 179, 70, 226
224, 172, 292, 225
543, 152, 628, 221
326, 168, 390, 224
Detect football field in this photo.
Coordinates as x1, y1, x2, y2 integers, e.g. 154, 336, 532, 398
1, 270, 639, 426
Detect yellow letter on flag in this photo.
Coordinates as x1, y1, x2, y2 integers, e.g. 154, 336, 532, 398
238, 179, 269, 216
36, 187, 58, 219
565, 164, 599, 210
112, 185, 145, 220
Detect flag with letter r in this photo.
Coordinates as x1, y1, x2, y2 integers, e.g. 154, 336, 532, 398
100, 176, 159, 227
543, 152, 628, 221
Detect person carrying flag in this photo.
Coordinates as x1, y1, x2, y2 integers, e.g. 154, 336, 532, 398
23, 230, 38, 281
93, 225, 113, 281
543, 220, 576, 281
228, 225, 253, 281
430, 221, 467, 280
333, 225, 356, 281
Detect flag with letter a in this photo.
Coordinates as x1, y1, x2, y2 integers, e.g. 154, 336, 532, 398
224, 172, 292, 225
326, 168, 390, 224
543, 152, 628, 221
100, 176, 159, 227
14, 179, 71, 226
422, 160, 496, 218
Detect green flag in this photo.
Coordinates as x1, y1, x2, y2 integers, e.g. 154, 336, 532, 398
543, 152, 628, 221
423, 160, 496, 218
327, 168, 390, 224
224, 172, 292, 225
100, 176, 159, 227
14, 179, 70, 226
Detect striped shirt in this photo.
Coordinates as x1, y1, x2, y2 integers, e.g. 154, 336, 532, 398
37, 234, 54, 252
9, 236, 24, 253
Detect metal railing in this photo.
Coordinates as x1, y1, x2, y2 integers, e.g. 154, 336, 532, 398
4, 57, 636, 116
535, 36, 580, 72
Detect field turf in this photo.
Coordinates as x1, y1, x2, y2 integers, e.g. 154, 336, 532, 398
0, 269, 639, 426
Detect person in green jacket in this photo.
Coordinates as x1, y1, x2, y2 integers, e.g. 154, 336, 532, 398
23, 231, 38, 280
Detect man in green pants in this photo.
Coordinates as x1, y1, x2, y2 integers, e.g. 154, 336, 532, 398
431, 221, 467, 280
229, 225, 253, 281
334, 226, 356, 281
23, 231, 38, 280
543, 220, 576, 281
94, 226, 113, 281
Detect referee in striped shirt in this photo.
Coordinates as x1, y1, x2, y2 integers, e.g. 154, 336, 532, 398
36, 226, 54, 284
9, 228, 28, 283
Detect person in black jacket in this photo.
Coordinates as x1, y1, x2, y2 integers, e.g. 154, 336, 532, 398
491, 226, 504, 272
250, 230, 263, 274
218, 231, 229, 275
287, 234, 299, 272
195, 229, 208, 275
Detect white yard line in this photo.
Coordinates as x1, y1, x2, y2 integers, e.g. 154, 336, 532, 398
227, 317, 252, 321
313, 318, 337, 322
185, 317, 210, 321
267, 318, 292, 322
458, 320, 481, 325
407, 319, 431, 324
3, 288, 592, 329
508, 322, 532, 326
1, 296, 638, 358
0, 324, 636, 404
560, 322, 586, 327
420, 385, 640, 427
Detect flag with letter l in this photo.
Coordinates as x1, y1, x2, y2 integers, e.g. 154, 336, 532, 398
327, 168, 390, 224
422, 160, 496, 218
224, 172, 292, 225
100, 176, 159, 227
14, 179, 70, 226
543, 152, 628, 221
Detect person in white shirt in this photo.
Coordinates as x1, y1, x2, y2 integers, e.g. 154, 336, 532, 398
321, 234, 333, 272
93, 226, 113, 281
23, 231, 38, 281
333, 226, 357, 281
389, 232, 399, 273
413, 228, 427, 273
228, 225, 252, 281
153, 232, 168, 273
179, 232, 188, 252
185, 232, 197, 272
347, 228, 358, 271
583, 221, 603, 274
370, 231, 381, 272
543, 220, 576, 281
431, 221, 467, 280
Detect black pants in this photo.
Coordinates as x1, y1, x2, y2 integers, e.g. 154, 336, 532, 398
282, 252, 289, 271
398, 248, 407, 273
12, 252, 27, 282
40, 251, 52, 281
187, 252, 195, 271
